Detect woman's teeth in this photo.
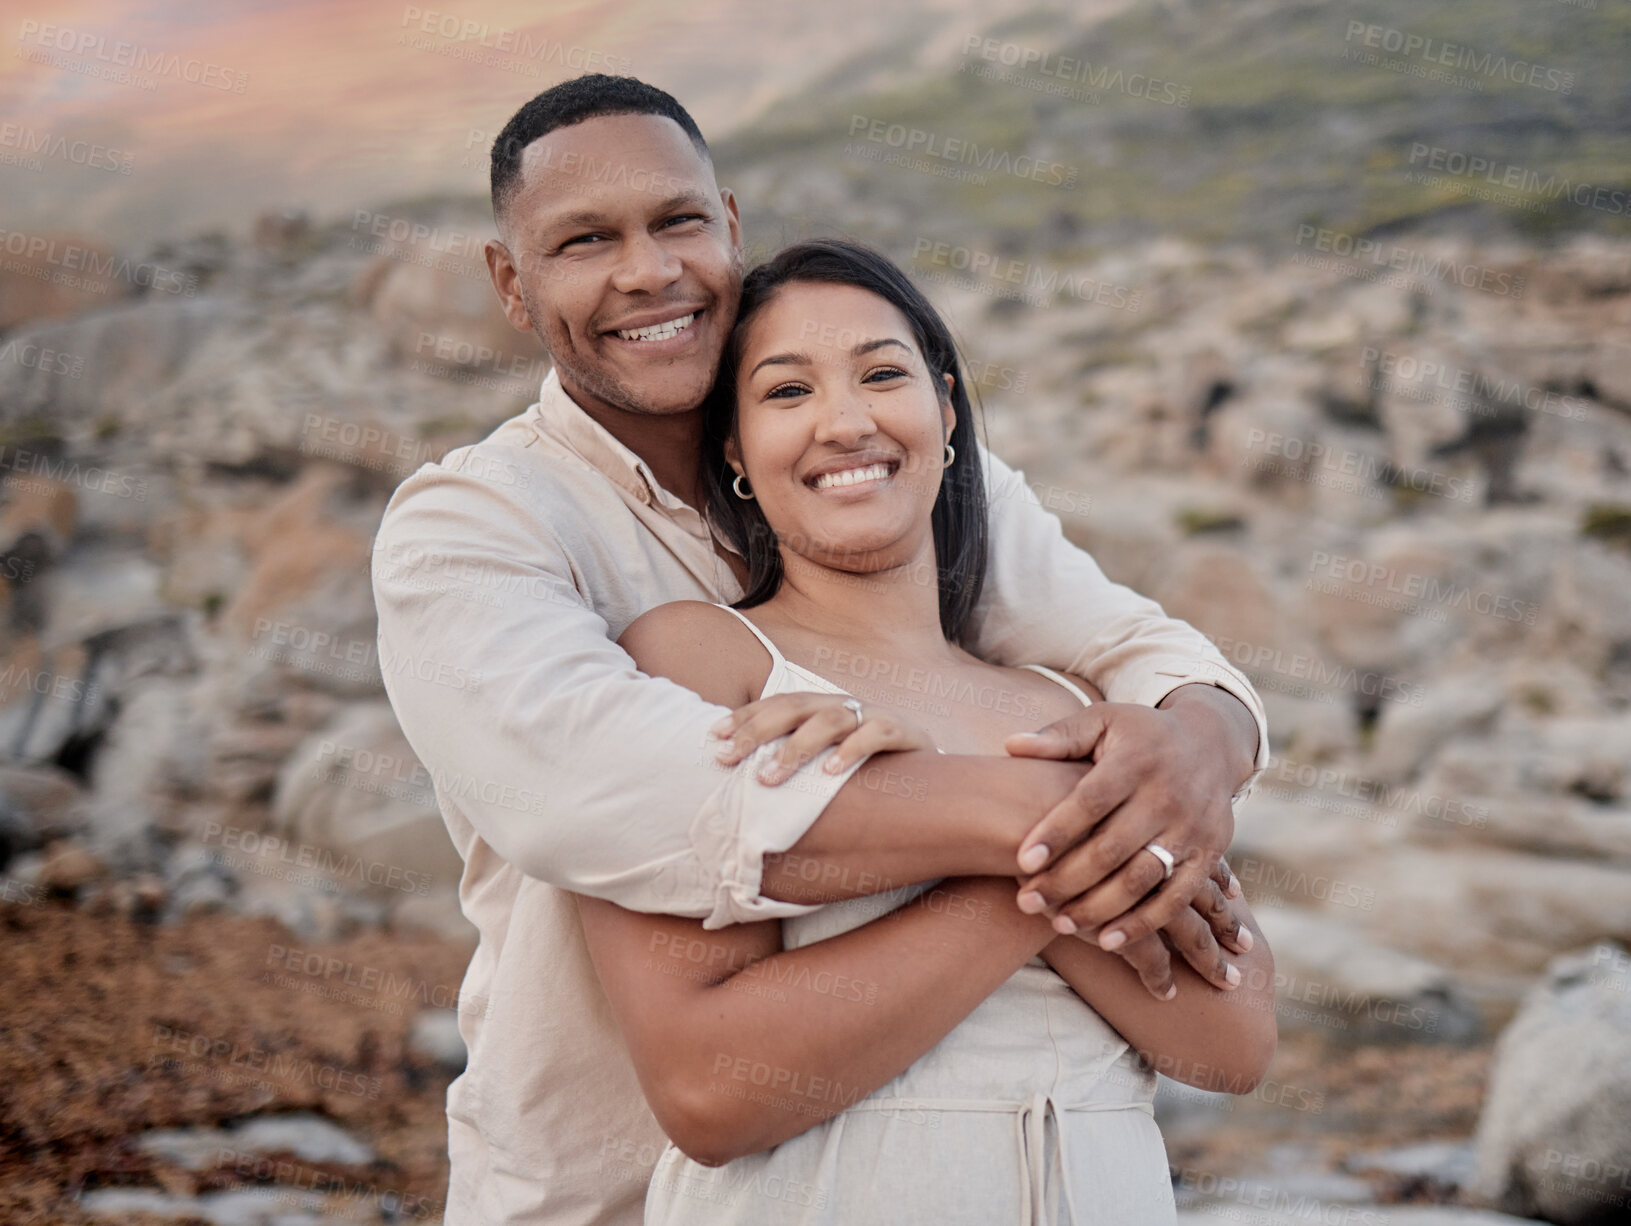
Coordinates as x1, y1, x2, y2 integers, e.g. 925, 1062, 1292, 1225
616, 312, 696, 342
812, 463, 893, 490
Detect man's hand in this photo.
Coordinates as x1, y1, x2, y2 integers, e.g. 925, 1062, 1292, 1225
1004, 684, 1259, 999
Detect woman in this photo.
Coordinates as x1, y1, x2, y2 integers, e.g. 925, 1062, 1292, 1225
574, 240, 1276, 1224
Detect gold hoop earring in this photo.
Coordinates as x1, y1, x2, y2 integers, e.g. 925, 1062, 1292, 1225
732, 472, 755, 500
942, 442, 956, 469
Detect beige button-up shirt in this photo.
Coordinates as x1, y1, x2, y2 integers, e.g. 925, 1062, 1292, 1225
371, 370, 1267, 1226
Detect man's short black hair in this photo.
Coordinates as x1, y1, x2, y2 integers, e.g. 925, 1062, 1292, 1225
490, 74, 710, 220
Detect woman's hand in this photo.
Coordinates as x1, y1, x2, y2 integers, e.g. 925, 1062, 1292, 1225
711, 692, 938, 785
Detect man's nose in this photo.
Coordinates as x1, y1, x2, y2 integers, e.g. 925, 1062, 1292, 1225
609, 232, 681, 295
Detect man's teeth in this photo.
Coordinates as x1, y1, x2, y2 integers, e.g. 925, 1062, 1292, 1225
616, 312, 696, 342
813, 463, 893, 490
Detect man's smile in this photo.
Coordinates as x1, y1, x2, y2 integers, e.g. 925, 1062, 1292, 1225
605, 308, 703, 347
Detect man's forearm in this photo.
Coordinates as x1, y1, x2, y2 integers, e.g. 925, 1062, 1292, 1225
762, 752, 1088, 904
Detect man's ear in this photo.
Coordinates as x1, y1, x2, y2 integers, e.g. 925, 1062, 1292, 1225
484, 238, 535, 334
719, 186, 745, 275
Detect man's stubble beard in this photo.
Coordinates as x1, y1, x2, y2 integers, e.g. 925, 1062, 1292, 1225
518, 280, 721, 419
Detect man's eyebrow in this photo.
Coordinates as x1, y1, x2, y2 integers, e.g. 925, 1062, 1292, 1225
537, 191, 715, 233
747, 337, 912, 379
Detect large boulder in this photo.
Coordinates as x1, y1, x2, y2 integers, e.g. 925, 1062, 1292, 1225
1475, 942, 1631, 1224
1252, 903, 1481, 1043
271, 701, 462, 899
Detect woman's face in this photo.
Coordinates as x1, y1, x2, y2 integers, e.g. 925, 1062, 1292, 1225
727, 281, 956, 575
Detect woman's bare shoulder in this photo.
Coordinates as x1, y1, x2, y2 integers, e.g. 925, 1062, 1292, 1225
618, 600, 771, 709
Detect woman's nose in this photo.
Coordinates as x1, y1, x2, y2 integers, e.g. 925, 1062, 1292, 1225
812, 387, 877, 445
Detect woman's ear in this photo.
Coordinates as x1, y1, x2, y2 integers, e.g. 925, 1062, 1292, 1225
724, 433, 743, 476
940, 373, 957, 438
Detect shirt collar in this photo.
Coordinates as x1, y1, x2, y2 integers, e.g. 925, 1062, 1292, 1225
529, 368, 715, 536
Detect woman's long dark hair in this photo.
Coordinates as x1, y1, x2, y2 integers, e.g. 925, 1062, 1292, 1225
703, 239, 988, 646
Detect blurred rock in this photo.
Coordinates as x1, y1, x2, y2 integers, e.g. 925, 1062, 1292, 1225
409, 1007, 467, 1072
271, 701, 461, 897
0, 234, 133, 330
1345, 1139, 1478, 1194
37, 839, 106, 896
1369, 672, 1505, 784
1475, 942, 1631, 1224
1253, 904, 1481, 1043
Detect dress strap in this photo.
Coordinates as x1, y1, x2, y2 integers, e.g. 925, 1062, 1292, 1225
1018, 663, 1094, 708
709, 603, 789, 673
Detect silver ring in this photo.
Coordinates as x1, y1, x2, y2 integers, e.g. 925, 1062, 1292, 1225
1144, 842, 1176, 881
842, 698, 863, 731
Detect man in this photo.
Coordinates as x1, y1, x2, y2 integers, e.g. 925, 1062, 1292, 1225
372, 74, 1266, 1225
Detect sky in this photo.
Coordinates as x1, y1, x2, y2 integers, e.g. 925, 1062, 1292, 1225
0, 0, 1077, 247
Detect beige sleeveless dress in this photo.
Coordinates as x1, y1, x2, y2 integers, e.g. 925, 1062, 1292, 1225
642, 604, 1177, 1226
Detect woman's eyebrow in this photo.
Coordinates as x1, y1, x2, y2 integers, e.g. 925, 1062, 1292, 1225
748, 350, 813, 378
853, 338, 911, 357
746, 337, 913, 379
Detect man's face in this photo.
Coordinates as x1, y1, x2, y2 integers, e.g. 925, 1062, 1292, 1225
485, 112, 744, 419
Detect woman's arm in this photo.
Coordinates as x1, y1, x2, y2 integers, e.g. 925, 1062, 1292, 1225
576, 876, 1054, 1167
1041, 890, 1277, 1092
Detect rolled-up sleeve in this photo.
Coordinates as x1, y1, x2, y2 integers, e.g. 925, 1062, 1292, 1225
968, 445, 1269, 804
371, 460, 854, 928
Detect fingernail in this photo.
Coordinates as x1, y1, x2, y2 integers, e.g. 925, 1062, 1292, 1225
823, 756, 844, 773
1099, 929, 1125, 951
1016, 890, 1046, 915
709, 718, 732, 737
1228, 873, 1242, 897
1017, 844, 1049, 873
1237, 927, 1254, 951
1225, 963, 1241, 987
1162, 984, 1177, 1001
1053, 915, 1077, 935
758, 764, 785, 783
